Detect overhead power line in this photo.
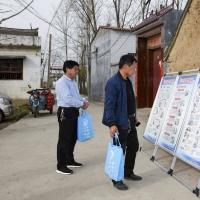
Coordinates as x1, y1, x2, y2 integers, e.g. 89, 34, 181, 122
13, 0, 84, 47
13, 0, 135, 62
39, 0, 64, 65
96, 31, 127, 59
111, 32, 132, 56
0, 0, 34, 24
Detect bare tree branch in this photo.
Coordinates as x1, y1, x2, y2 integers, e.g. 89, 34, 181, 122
0, 10, 12, 14
74, 0, 97, 36
112, 0, 120, 27
0, 0, 34, 24
121, 0, 132, 28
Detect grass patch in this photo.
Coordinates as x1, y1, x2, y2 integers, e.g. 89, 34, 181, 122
15, 104, 30, 121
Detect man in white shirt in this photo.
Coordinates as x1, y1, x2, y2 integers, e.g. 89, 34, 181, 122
56, 60, 89, 175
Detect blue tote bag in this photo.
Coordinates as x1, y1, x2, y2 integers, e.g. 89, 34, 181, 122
105, 133, 124, 181
77, 109, 95, 142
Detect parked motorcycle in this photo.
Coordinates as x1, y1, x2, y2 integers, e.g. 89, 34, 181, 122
27, 88, 55, 118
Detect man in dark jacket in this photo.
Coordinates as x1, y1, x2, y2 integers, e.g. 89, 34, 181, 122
102, 54, 142, 190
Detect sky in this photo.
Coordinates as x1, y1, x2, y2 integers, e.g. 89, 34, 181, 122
0, 0, 59, 50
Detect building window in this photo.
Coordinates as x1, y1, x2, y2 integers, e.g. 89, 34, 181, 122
0, 59, 23, 80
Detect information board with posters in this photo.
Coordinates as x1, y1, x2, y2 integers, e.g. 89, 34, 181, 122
157, 74, 198, 154
175, 75, 200, 170
143, 76, 177, 143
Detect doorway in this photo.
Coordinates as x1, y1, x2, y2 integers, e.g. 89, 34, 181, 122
137, 47, 162, 108
152, 48, 162, 101
147, 47, 162, 107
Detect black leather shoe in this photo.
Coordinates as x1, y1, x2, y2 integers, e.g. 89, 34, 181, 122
124, 173, 142, 181
113, 181, 128, 190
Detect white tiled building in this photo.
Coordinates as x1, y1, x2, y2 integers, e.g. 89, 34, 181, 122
0, 27, 41, 99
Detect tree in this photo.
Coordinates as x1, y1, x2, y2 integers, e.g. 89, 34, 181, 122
52, 0, 75, 60
141, 0, 151, 20
112, 0, 134, 27
71, 0, 104, 95
46, 0, 188, 94
173, 0, 186, 10
0, 0, 34, 24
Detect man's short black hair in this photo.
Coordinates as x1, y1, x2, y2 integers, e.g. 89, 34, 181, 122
63, 60, 79, 73
119, 54, 137, 69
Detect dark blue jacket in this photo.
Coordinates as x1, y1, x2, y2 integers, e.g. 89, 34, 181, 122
102, 72, 135, 130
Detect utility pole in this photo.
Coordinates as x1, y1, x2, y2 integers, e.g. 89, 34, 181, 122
86, 0, 91, 97
47, 34, 52, 88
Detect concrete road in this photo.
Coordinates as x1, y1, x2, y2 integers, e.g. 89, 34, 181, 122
0, 97, 199, 200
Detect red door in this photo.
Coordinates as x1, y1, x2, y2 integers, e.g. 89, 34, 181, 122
153, 48, 161, 101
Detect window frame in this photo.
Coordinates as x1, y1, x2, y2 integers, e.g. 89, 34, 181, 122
0, 59, 23, 80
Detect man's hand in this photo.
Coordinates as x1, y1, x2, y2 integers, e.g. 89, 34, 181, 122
81, 101, 89, 110
110, 125, 118, 138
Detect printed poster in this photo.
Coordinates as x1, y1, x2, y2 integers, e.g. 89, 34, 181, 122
157, 75, 198, 154
144, 76, 177, 143
176, 75, 200, 169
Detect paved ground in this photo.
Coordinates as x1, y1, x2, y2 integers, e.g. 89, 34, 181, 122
0, 95, 199, 200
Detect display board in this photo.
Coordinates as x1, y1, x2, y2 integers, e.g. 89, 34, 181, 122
143, 76, 177, 143
175, 75, 200, 170
157, 74, 198, 154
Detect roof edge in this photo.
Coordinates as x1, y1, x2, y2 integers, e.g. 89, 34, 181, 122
131, 3, 174, 33
91, 25, 132, 44
99, 26, 132, 31
0, 27, 39, 32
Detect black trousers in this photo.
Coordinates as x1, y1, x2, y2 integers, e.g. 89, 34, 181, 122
125, 126, 139, 175
112, 119, 139, 183
117, 127, 139, 175
57, 107, 79, 168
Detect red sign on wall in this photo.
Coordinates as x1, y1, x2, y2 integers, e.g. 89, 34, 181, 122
148, 34, 161, 48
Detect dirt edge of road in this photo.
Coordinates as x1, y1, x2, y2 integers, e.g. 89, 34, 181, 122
0, 99, 30, 131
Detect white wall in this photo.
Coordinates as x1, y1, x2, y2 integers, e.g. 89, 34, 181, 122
0, 35, 41, 46
0, 47, 41, 99
111, 31, 136, 64
90, 30, 111, 100
90, 29, 136, 101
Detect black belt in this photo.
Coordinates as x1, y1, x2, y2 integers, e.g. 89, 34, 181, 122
128, 113, 135, 118
58, 106, 79, 111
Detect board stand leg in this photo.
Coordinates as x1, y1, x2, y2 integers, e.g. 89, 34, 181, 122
169, 156, 198, 197
140, 138, 152, 159
151, 145, 169, 172
139, 138, 145, 152
168, 156, 176, 176
193, 178, 200, 197
150, 145, 158, 162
